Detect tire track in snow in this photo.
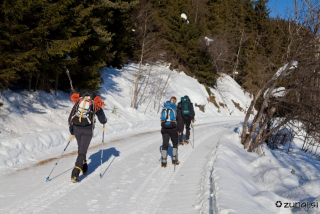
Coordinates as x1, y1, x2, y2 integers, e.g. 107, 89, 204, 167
6, 134, 158, 214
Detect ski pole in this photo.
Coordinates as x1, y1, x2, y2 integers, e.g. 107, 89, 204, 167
192, 122, 194, 149
46, 135, 74, 181
99, 124, 105, 178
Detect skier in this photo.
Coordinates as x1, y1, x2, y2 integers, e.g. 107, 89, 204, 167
177, 95, 195, 146
160, 96, 181, 168
68, 90, 107, 182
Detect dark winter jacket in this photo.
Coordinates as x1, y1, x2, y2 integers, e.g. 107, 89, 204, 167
177, 101, 195, 120
68, 104, 107, 134
176, 107, 184, 132
177, 101, 195, 133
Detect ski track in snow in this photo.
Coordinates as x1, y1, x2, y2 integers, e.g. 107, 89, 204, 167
197, 136, 221, 214
124, 127, 225, 214
5, 134, 157, 214
2, 121, 238, 214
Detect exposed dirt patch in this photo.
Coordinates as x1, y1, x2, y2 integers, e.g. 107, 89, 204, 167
195, 103, 205, 112
231, 99, 244, 112
207, 96, 219, 108
219, 102, 227, 108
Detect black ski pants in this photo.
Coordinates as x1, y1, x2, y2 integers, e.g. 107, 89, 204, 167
179, 116, 191, 142
72, 128, 92, 177
161, 127, 178, 150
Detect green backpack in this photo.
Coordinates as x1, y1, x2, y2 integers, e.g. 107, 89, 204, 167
179, 96, 191, 116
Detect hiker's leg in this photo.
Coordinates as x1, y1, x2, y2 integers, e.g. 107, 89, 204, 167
161, 130, 169, 165
169, 128, 179, 162
72, 129, 92, 177
185, 118, 191, 140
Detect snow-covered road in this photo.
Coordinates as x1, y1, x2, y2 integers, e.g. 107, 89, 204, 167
0, 121, 238, 214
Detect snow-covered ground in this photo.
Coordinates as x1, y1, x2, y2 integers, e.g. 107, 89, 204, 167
1, 63, 320, 214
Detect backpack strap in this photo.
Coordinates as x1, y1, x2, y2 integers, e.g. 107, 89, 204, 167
79, 96, 89, 123
69, 102, 79, 125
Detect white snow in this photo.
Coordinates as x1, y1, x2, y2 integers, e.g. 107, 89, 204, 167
274, 61, 298, 79
1, 62, 320, 214
264, 87, 286, 99
205, 36, 213, 46
181, 13, 187, 20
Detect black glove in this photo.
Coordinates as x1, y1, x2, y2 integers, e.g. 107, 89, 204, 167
69, 125, 74, 135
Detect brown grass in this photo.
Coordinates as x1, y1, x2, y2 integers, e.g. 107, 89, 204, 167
219, 102, 227, 108
231, 99, 244, 112
195, 103, 205, 112
207, 96, 219, 108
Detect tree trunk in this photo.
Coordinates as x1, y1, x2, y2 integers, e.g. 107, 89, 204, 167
28, 73, 32, 91
54, 76, 58, 96
65, 68, 75, 92
248, 106, 276, 152
139, 66, 152, 104
242, 60, 294, 149
34, 73, 40, 92
132, 13, 148, 109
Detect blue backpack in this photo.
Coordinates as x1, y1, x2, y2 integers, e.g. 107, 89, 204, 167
160, 101, 177, 128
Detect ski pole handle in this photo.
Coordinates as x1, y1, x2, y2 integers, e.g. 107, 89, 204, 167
69, 135, 75, 142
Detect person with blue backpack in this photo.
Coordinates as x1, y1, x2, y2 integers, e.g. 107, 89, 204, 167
177, 95, 195, 146
160, 96, 182, 168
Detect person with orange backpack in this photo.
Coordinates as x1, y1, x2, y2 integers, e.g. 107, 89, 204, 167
68, 90, 107, 182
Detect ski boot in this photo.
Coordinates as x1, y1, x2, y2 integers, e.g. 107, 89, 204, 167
172, 148, 180, 165
71, 177, 80, 183
161, 150, 167, 168
172, 159, 180, 165
161, 161, 167, 168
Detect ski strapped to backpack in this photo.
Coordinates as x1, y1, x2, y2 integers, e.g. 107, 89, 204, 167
160, 100, 177, 129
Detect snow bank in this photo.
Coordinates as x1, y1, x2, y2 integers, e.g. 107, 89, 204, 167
213, 126, 320, 213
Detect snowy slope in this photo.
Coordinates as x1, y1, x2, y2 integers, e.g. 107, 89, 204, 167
0, 63, 251, 169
